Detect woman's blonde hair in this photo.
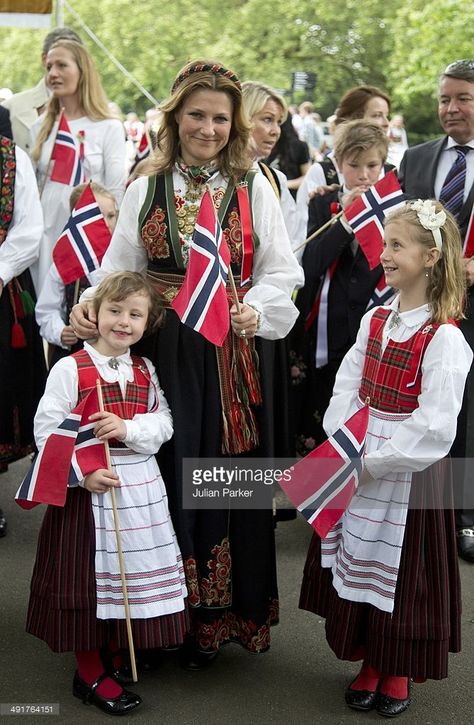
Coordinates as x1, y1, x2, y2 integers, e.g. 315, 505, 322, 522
384, 200, 466, 322
241, 81, 287, 124
93, 271, 165, 334
148, 59, 252, 185
333, 119, 388, 164
32, 40, 112, 163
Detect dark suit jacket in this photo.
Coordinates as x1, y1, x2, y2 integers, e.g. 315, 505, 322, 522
398, 136, 474, 238
299, 190, 383, 363
0, 106, 13, 140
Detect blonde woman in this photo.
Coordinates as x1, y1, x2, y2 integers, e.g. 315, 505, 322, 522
30, 40, 126, 294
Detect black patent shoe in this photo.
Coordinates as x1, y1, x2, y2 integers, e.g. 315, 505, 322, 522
456, 528, 474, 563
375, 683, 411, 718
0, 509, 7, 538
179, 644, 219, 671
345, 683, 378, 711
73, 671, 142, 715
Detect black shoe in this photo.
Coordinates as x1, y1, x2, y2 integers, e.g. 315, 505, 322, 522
345, 684, 378, 712
179, 645, 218, 671
0, 509, 6, 538
73, 671, 142, 715
456, 528, 474, 563
375, 683, 411, 718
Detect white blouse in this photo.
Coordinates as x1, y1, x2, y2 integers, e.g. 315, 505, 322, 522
0, 146, 43, 285
324, 298, 473, 480
35, 342, 173, 456
87, 168, 304, 340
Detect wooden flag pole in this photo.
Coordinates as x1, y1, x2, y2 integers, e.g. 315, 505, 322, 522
95, 379, 138, 683
293, 210, 344, 254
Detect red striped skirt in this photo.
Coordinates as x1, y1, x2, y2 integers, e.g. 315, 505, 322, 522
26, 487, 189, 653
299, 459, 461, 680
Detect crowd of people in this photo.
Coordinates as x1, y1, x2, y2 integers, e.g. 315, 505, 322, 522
1, 24, 474, 720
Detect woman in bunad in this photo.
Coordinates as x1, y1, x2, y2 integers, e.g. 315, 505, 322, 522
71, 59, 304, 669
30, 39, 126, 295
0, 137, 45, 532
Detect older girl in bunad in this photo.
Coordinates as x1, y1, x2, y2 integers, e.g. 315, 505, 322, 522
26, 272, 188, 716
300, 200, 472, 717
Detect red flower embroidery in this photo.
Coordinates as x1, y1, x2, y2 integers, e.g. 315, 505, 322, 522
141, 204, 170, 259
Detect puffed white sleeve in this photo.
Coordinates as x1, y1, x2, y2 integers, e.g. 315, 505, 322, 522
323, 309, 374, 437
35, 263, 68, 346
34, 357, 79, 449
0, 146, 43, 285
274, 168, 304, 259
364, 324, 473, 479
101, 119, 127, 206
244, 173, 304, 340
123, 358, 173, 454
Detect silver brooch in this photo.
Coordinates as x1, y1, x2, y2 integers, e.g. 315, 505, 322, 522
108, 358, 119, 370
388, 311, 401, 330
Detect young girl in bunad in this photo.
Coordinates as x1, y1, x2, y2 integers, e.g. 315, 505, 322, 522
26, 271, 188, 715
299, 200, 472, 717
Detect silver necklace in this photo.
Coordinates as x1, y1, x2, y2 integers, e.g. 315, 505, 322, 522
108, 358, 119, 370
388, 311, 402, 330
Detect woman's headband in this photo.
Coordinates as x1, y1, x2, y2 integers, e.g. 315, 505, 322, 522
410, 199, 446, 251
171, 62, 241, 94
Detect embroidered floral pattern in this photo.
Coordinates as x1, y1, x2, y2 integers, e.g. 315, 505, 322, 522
200, 537, 232, 607
222, 207, 242, 265
212, 188, 224, 209
184, 556, 201, 607
195, 598, 278, 653
0, 137, 15, 245
141, 204, 169, 259
289, 350, 307, 386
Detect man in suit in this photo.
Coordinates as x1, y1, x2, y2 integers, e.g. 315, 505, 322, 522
1, 26, 82, 154
399, 59, 474, 562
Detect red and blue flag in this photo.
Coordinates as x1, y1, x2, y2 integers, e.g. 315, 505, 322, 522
171, 189, 231, 346
15, 387, 107, 509
344, 171, 405, 270
50, 112, 85, 186
279, 406, 369, 538
52, 183, 112, 285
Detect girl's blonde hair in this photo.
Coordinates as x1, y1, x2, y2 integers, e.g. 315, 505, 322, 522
32, 40, 112, 163
148, 58, 252, 185
68, 181, 116, 211
93, 272, 165, 334
384, 200, 466, 322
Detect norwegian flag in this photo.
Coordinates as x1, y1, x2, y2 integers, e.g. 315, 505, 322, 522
366, 273, 396, 311
15, 387, 107, 510
171, 188, 231, 346
136, 131, 150, 161
344, 171, 405, 270
52, 183, 112, 285
279, 406, 369, 538
50, 112, 85, 186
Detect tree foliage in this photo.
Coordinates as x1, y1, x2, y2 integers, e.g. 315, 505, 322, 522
0, 0, 473, 140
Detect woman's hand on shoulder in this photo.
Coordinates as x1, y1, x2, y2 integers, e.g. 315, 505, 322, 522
70, 300, 98, 339
83, 468, 120, 494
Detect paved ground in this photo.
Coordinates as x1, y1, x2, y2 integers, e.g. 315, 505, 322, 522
1, 456, 473, 725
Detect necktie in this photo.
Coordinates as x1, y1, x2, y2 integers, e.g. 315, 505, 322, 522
439, 146, 470, 219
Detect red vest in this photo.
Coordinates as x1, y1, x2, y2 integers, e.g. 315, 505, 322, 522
73, 349, 151, 443
359, 307, 446, 414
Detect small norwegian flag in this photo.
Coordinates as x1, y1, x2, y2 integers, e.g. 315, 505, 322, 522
366, 273, 396, 311
171, 189, 231, 346
344, 171, 405, 270
136, 131, 150, 161
279, 405, 369, 538
15, 387, 107, 509
52, 183, 112, 285
50, 112, 85, 186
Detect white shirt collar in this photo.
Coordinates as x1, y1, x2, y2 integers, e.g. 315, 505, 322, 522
446, 137, 474, 150
83, 340, 132, 366
387, 295, 431, 328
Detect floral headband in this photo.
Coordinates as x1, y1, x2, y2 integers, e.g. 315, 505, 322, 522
410, 199, 446, 251
171, 62, 241, 94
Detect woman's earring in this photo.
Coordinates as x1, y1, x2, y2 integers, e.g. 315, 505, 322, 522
425, 269, 430, 278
